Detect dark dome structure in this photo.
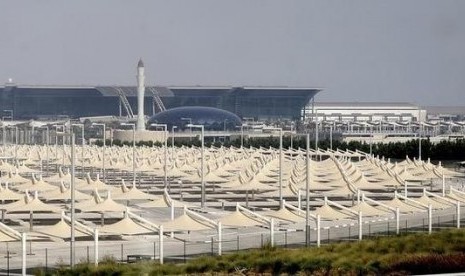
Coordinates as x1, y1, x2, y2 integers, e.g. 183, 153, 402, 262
147, 106, 242, 131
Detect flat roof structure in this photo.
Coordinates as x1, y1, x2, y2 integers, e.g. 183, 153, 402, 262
305, 102, 426, 122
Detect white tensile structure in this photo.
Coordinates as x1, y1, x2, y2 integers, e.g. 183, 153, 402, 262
0, 143, 464, 271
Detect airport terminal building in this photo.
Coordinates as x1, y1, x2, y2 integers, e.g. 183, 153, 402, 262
0, 83, 320, 121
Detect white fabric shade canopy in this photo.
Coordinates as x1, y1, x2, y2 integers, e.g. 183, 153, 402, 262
311, 203, 352, 220
265, 207, 305, 223
44, 182, 92, 201
349, 201, 389, 217
382, 197, 424, 213
161, 211, 213, 232
0, 228, 20, 242
99, 212, 155, 235
0, 183, 24, 201
6, 192, 62, 213
79, 191, 127, 213
16, 175, 57, 192
34, 218, 89, 239
0, 170, 29, 184
217, 209, 266, 228
112, 180, 157, 201
76, 174, 113, 192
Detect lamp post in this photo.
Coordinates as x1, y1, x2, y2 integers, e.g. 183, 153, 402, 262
418, 123, 422, 161
171, 125, 177, 160
315, 110, 319, 150
290, 123, 293, 149
56, 131, 76, 268
40, 126, 50, 175
121, 123, 136, 183
30, 126, 34, 145
151, 124, 168, 191
305, 133, 310, 246
240, 123, 248, 148
369, 125, 373, 156
6, 126, 18, 165
329, 124, 333, 151
92, 123, 106, 182
1, 126, 5, 154
186, 124, 205, 208
181, 117, 192, 141
223, 119, 228, 141
72, 124, 85, 177
53, 124, 65, 166
266, 127, 283, 208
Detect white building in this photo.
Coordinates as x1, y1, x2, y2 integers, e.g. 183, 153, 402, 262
304, 102, 427, 122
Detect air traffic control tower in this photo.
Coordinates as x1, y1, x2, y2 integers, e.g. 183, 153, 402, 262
113, 59, 166, 142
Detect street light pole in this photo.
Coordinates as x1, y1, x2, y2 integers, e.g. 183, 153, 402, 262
266, 127, 284, 208
418, 124, 422, 161
40, 126, 50, 175
53, 124, 65, 167
315, 109, 319, 150
329, 124, 333, 151
290, 123, 293, 149
121, 123, 136, 183
13, 126, 18, 165
5, 126, 18, 164
181, 117, 192, 141
279, 128, 283, 208
2, 126, 5, 154
171, 126, 177, 160
151, 124, 168, 191
187, 124, 205, 208
241, 124, 244, 148
305, 133, 310, 246
72, 124, 85, 177
92, 123, 106, 182
56, 131, 76, 267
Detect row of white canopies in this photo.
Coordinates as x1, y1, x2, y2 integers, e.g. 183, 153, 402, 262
0, 144, 464, 272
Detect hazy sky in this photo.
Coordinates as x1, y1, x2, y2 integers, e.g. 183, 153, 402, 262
1, 0, 464, 106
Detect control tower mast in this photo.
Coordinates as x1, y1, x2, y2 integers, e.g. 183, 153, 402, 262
136, 59, 146, 131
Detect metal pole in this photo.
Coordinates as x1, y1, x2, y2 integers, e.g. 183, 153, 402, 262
2, 126, 5, 154
428, 204, 432, 234
290, 123, 293, 149
186, 124, 205, 207
103, 124, 106, 182
164, 127, 167, 190
279, 128, 283, 208
369, 126, 373, 156
201, 126, 205, 208
70, 133, 76, 267
241, 125, 244, 148
315, 109, 319, 150
81, 126, 84, 176
417, 108, 421, 159
305, 133, 310, 246
457, 201, 461, 229
21, 233, 26, 275
329, 126, 333, 150
133, 125, 136, 184
171, 126, 176, 160
152, 124, 168, 190
15, 127, 18, 165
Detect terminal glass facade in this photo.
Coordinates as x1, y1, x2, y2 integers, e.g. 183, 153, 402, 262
0, 85, 319, 120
